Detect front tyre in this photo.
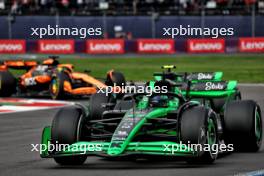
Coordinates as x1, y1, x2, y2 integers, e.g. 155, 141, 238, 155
180, 106, 218, 164
51, 106, 87, 165
89, 92, 115, 120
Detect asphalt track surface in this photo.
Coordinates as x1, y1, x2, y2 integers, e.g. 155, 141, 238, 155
0, 85, 264, 176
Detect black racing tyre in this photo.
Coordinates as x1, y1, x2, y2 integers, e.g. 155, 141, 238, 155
106, 71, 126, 87
107, 71, 126, 98
50, 72, 70, 100
89, 92, 115, 120
211, 98, 226, 113
180, 106, 218, 164
224, 100, 262, 152
51, 106, 87, 165
0, 71, 16, 97
211, 91, 241, 113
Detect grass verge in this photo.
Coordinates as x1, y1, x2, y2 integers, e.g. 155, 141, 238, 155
59, 55, 264, 83
7, 54, 264, 83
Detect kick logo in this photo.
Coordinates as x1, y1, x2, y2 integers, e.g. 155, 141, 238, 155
197, 73, 213, 80
205, 82, 224, 90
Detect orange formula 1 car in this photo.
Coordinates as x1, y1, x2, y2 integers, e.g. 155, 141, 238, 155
0, 56, 126, 99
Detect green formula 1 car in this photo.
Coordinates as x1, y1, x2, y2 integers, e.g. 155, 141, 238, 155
40, 77, 262, 165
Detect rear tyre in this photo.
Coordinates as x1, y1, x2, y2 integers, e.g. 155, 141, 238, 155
211, 91, 241, 113
89, 92, 115, 120
224, 100, 262, 152
106, 71, 126, 87
51, 106, 87, 165
180, 106, 218, 164
50, 72, 70, 100
211, 98, 226, 113
0, 71, 16, 97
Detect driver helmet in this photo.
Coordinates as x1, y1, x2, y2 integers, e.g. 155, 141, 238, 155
150, 95, 168, 107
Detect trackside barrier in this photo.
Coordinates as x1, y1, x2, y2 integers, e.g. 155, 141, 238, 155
187, 39, 225, 53
37, 40, 75, 54
86, 39, 125, 54
239, 38, 264, 53
0, 40, 26, 54
0, 38, 263, 54
137, 39, 175, 54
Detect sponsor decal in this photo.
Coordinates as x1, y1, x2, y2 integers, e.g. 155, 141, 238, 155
205, 82, 224, 90
37, 40, 74, 54
187, 39, 225, 53
187, 73, 214, 80
197, 73, 214, 80
137, 39, 175, 54
86, 39, 125, 54
111, 109, 146, 142
191, 81, 227, 91
0, 98, 74, 114
0, 40, 26, 54
24, 77, 37, 86
239, 37, 264, 52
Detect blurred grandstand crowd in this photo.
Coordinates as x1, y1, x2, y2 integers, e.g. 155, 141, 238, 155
0, 0, 263, 15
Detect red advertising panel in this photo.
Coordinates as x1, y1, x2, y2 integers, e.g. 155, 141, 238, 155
0, 40, 26, 54
38, 40, 75, 54
239, 38, 264, 52
137, 39, 175, 54
86, 39, 125, 54
187, 39, 225, 53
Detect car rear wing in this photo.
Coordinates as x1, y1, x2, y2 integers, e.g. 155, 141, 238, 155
154, 72, 223, 82
1, 60, 38, 70
185, 72, 223, 82
182, 80, 238, 98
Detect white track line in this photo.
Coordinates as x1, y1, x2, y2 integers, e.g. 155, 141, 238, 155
234, 169, 264, 176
